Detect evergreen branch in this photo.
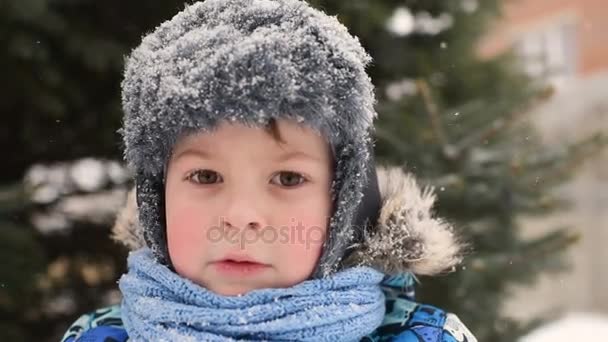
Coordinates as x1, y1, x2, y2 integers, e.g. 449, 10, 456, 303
0, 183, 29, 214
374, 124, 411, 157
416, 79, 457, 160
454, 86, 554, 155
470, 227, 580, 272
537, 132, 608, 186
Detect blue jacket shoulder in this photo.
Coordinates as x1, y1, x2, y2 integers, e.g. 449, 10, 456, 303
60, 304, 127, 342
362, 274, 477, 342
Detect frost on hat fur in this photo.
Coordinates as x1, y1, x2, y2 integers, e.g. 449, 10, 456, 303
343, 167, 464, 275
119, 0, 378, 277
120, 0, 376, 176
112, 166, 464, 276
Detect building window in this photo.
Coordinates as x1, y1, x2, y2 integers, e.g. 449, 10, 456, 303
515, 20, 578, 89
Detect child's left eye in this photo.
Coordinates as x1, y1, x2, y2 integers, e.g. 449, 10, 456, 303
185, 169, 223, 185
271, 171, 307, 188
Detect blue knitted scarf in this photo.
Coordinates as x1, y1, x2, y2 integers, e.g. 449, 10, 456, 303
118, 248, 386, 341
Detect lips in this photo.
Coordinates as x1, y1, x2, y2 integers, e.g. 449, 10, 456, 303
212, 260, 270, 276
217, 252, 265, 264
212, 252, 270, 276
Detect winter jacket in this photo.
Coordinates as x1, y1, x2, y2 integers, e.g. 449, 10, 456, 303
60, 167, 477, 341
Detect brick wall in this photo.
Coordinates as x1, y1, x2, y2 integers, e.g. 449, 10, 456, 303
479, 0, 608, 76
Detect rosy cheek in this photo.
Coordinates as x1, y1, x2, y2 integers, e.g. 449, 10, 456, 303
276, 219, 326, 278
276, 244, 322, 285
166, 208, 209, 269
294, 215, 328, 247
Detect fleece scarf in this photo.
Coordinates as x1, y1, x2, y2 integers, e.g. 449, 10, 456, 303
118, 248, 386, 341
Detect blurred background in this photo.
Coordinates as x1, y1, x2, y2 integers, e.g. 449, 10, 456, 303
1, 0, 607, 341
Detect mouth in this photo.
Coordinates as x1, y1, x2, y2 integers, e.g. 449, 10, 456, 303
211, 253, 270, 276
216, 252, 266, 264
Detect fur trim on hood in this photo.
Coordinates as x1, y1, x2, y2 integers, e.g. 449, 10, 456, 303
111, 166, 464, 276
111, 189, 145, 251
342, 166, 464, 275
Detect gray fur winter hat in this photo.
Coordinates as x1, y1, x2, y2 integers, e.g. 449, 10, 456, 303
119, 0, 462, 278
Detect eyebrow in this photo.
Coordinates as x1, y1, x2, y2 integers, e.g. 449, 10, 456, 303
173, 148, 213, 161
275, 150, 322, 163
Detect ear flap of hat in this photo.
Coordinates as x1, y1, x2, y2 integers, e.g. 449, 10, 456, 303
342, 166, 465, 276
112, 174, 174, 269
338, 145, 381, 265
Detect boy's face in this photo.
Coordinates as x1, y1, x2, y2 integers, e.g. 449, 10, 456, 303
164, 119, 333, 296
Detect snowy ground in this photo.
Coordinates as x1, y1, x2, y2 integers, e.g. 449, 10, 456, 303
520, 312, 608, 342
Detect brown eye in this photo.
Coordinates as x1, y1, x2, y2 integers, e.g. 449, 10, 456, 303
272, 171, 306, 187
188, 170, 222, 185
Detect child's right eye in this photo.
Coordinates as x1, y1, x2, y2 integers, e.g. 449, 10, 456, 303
186, 169, 223, 185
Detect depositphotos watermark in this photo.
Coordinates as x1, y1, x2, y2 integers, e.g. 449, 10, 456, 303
206, 217, 327, 250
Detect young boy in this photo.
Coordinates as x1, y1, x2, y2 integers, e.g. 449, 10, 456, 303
61, 0, 476, 341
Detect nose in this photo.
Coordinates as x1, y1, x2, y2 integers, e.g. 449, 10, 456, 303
223, 220, 260, 230
221, 187, 264, 232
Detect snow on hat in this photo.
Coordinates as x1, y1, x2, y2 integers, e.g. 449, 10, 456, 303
119, 0, 382, 277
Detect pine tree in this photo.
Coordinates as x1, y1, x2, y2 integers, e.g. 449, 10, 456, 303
0, 182, 46, 340
2, 2, 181, 340
309, 0, 607, 340
1, 0, 185, 180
